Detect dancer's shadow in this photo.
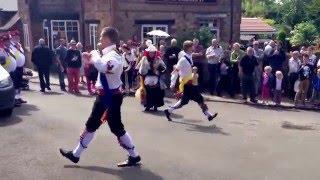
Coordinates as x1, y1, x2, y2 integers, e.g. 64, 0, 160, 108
142, 110, 183, 119
42, 91, 64, 96
172, 120, 230, 136
64, 165, 163, 180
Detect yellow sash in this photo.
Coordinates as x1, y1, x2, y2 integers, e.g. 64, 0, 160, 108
178, 75, 193, 93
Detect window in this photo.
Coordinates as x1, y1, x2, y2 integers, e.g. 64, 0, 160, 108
141, 24, 168, 44
23, 24, 30, 50
51, 20, 80, 49
199, 19, 220, 40
89, 24, 99, 50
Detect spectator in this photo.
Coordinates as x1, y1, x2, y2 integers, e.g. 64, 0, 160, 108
269, 43, 286, 74
55, 39, 67, 91
230, 43, 245, 97
216, 57, 232, 97
122, 44, 137, 92
295, 53, 312, 106
272, 71, 284, 106
65, 40, 82, 94
192, 38, 205, 90
206, 39, 224, 95
164, 38, 181, 86
82, 46, 97, 95
253, 41, 264, 95
261, 66, 273, 104
239, 47, 259, 103
310, 69, 320, 106
76, 42, 85, 84
288, 51, 301, 99
31, 38, 53, 93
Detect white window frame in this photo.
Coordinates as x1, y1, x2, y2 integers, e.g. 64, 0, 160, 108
50, 20, 80, 49
141, 24, 168, 44
89, 23, 99, 50
23, 24, 30, 51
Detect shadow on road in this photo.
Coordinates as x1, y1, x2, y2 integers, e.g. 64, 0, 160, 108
64, 165, 163, 180
0, 104, 39, 127
142, 110, 184, 119
172, 121, 230, 136
282, 121, 315, 131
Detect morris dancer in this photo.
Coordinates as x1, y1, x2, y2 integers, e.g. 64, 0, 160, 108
164, 41, 218, 122
10, 30, 27, 104
60, 27, 141, 167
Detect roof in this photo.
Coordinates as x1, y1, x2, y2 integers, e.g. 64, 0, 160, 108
241, 18, 277, 35
0, 12, 20, 31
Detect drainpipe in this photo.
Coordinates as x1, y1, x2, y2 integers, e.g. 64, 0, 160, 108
80, 0, 86, 46
230, 0, 234, 43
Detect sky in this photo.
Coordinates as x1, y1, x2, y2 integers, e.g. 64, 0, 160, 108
0, 0, 18, 11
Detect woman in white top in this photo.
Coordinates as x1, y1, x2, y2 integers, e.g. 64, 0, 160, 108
288, 51, 301, 99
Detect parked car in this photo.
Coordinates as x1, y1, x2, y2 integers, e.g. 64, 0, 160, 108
0, 65, 15, 116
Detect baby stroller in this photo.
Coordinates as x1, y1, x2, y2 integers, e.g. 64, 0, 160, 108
21, 68, 33, 91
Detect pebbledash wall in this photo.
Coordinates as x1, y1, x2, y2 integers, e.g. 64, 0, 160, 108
18, 0, 241, 65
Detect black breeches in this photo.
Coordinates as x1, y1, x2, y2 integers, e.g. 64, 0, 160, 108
85, 94, 126, 137
181, 84, 204, 106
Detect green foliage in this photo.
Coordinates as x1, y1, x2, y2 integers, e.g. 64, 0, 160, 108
194, 26, 213, 48
289, 22, 319, 46
176, 26, 213, 48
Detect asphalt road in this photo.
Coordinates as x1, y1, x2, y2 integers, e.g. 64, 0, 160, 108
1, 83, 320, 180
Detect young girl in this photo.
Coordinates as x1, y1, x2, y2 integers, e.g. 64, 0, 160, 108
82, 47, 97, 95
273, 71, 284, 105
192, 67, 199, 87
261, 66, 273, 104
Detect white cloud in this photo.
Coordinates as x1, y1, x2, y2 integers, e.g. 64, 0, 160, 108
0, 0, 18, 11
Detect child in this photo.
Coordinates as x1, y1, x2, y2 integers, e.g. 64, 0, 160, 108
216, 58, 231, 97
310, 68, 320, 106
192, 67, 199, 87
261, 66, 273, 104
83, 49, 97, 95
272, 71, 284, 105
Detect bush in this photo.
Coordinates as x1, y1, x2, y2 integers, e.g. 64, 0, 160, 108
289, 22, 319, 46
195, 26, 214, 48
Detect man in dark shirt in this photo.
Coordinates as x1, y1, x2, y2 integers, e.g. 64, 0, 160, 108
240, 47, 259, 103
192, 38, 205, 90
31, 38, 53, 93
268, 44, 286, 74
55, 39, 68, 91
65, 40, 82, 94
164, 38, 181, 86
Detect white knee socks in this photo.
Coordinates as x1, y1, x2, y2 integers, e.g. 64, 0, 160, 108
72, 130, 95, 158
118, 133, 139, 158
168, 100, 182, 113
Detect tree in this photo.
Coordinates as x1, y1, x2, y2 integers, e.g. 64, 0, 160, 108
289, 22, 319, 46
195, 26, 213, 48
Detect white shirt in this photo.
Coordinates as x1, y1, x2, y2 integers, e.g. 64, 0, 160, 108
206, 46, 224, 64
176, 51, 193, 78
92, 45, 123, 90
288, 57, 301, 74
122, 52, 136, 69
276, 78, 282, 90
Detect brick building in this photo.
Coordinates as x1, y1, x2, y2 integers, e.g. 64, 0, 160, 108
18, 0, 241, 62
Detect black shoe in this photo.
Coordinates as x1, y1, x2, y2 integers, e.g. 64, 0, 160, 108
208, 113, 218, 121
144, 107, 151, 112
40, 89, 45, 93
117, 156, 141, 167
47, 87, 52, 91
61, 88, 67, 92
59, 148, 79, 164
250, 99, 258, 104
18, 98, 27, 104
14, 99, 21, 107
153, 107, 158, 112
164, 109, 172, 121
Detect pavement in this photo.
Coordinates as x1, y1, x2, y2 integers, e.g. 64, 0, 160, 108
0, 79, 320, 180
29, 70, 320, 111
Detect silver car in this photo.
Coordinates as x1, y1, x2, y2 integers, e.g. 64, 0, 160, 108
0, 65, 15, 116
